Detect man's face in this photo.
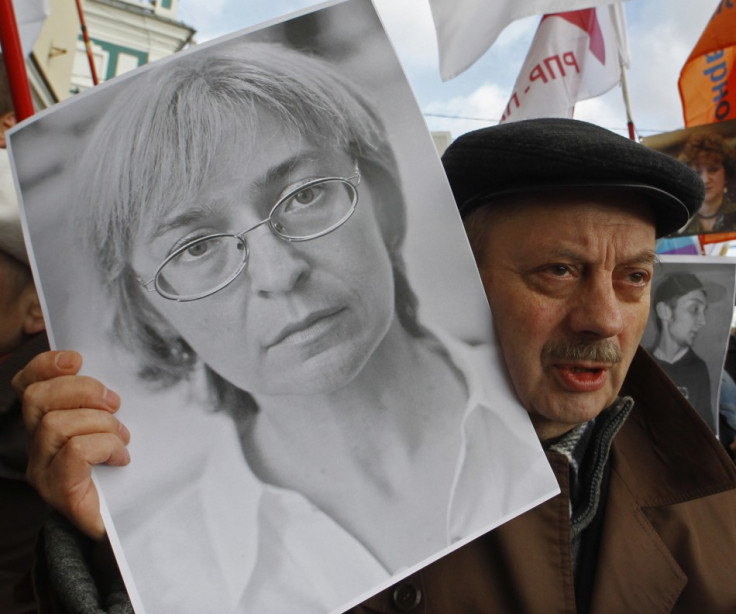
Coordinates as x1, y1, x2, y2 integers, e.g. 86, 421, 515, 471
665, 289, 707, 348
472, 193, 656, 440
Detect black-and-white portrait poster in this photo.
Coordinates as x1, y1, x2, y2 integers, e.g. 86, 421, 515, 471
8, 1, 558, 611
642, 255, 736, 436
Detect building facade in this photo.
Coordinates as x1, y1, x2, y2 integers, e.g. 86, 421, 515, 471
29, 0, 194, 107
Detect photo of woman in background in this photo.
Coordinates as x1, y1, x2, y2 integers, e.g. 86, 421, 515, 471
677, 132, 736, 235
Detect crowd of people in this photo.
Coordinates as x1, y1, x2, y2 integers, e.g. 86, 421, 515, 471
1, 16, 736, 614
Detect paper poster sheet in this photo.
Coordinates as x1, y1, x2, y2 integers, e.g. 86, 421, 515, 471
642, 255, 736, 437
8, 1, 558, 612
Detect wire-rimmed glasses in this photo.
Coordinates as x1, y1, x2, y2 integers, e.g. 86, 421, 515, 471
138, 163, 361, 302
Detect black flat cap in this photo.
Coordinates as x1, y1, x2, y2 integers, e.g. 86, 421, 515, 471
654, 272, 726, 305
441, 118, 704, 237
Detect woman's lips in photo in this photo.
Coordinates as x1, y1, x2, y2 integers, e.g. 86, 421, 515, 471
553, 363, 609, 392
266, 307, 345, 349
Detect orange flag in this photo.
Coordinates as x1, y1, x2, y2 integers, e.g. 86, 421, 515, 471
678, 0, 736, 127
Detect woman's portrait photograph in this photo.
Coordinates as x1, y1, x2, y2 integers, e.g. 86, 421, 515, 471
643, 119, 736, 237
8, 1, 557, 612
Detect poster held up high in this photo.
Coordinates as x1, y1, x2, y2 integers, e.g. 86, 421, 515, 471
8, 1, 558, 612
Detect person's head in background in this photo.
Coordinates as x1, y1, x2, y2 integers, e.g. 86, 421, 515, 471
0, 55, 44, 355
0, 223, 44, 356
0, 56, 17, 149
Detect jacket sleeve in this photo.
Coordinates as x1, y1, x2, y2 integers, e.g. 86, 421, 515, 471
36, 512, 132, 614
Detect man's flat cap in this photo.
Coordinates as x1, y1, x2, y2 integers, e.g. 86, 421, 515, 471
441, 118, 704, 237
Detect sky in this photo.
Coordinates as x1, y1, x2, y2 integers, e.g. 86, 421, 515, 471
175, 0, 714, 140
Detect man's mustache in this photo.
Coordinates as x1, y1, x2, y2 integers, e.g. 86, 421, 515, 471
542, 340, 622, 365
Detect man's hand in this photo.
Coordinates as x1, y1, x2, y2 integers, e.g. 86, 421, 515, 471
13, 350, 131, 539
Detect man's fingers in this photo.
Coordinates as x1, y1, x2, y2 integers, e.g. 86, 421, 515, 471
22, 375, 121, 435
50, 431, 132, 481
29, 408, 130, 470
11, 350, 83, 396
32, 431, 131, 540
28, 426, 131, 494
13, 350, 129, 540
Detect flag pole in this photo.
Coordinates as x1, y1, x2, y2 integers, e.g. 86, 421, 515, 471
74, 0, 99, 86
619, 57, 635, 140
0, 0, 34, 121
611, 2, 635, 140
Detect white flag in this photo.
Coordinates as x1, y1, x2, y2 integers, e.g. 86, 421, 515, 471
12, 0, 51, 56
500, 4, 628, 123
429, 0, 625, 81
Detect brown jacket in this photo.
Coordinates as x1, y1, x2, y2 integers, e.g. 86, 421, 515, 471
350, 348, 736, 614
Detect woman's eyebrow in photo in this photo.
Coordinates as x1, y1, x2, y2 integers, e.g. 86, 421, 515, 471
250, 151, 332, 194
150, 204, 221, 241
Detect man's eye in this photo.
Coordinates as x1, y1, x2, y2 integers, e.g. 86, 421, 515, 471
547, 265, 571, 277
626, 271, 650, 284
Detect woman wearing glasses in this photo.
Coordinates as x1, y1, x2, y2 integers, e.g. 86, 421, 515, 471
18, 41, 548, 613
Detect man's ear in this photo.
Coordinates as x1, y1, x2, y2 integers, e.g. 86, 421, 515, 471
655, 301, 672, 322
20, 285, 45, 335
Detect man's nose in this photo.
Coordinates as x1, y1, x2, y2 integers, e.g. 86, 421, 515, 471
568, 275, 624, 339
245, 226, 310, 295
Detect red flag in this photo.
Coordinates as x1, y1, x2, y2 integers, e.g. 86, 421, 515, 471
678, 0, 736, 127
500, 4, 627, 123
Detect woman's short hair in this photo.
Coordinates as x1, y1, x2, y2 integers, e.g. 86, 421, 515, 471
75, 41, 422, 402
678, 132, 736, 179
